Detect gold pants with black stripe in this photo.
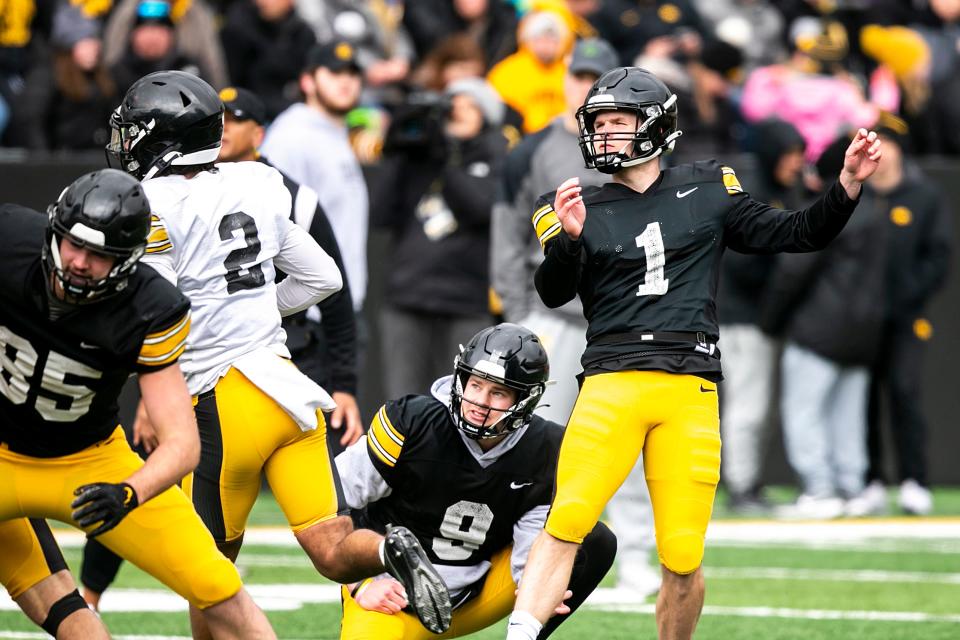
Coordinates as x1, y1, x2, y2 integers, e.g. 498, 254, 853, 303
546, 371, 721, 574
183, 367, 345, 543
0, 518, 67, 599
341, 546, 517, 639
0, 428, 241, 608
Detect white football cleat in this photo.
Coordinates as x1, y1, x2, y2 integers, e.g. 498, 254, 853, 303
898, 479, 933, 516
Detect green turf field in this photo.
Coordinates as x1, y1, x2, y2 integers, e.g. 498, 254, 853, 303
2, 488, 959, 639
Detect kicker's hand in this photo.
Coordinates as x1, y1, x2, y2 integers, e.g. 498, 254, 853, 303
553, 177, 586, 241
839, 128, 882, 199
71, 482, 139, 537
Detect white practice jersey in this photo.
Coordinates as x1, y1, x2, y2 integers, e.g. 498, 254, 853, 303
141, 162, 342, 395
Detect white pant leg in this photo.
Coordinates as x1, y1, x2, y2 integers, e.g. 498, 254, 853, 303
827, 365, 869, 497
781, 342, 841, 498
718, 324, 777, 494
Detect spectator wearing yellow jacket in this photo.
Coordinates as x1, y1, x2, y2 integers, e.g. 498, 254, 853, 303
487, 10, 572, 134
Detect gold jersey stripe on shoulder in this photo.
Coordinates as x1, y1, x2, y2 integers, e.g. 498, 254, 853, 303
146, 214, 173, 254
721, 166, 743, 195
367, 405, 403, 467
138, 312, 191, 366
532, 205, 563, 249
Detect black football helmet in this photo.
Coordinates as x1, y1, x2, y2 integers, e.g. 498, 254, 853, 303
106, 70, 223, 180
576, 66, 682, 173
42, 169, 151, 304
450, 323, 549, 440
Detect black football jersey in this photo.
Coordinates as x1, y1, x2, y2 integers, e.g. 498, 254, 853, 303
0, 204, 191, 457
532, 160, 858, 378
357, 394, 563, 572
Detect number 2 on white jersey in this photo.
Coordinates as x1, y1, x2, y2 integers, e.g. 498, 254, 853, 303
635, 221, 669, 296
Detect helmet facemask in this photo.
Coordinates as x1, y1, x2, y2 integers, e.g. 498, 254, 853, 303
42, 206, 145, 304
450, 356, 545, 440
576, 94, 681, 174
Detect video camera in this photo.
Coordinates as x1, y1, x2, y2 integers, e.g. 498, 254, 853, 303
383, 90, 452, 158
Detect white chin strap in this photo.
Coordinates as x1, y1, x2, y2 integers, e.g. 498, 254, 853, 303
143, 145, 221, 180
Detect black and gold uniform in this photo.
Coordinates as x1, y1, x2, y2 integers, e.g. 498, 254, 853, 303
0, 201, 241, 609
533, 160, 858, 573
337, 349, 616, 639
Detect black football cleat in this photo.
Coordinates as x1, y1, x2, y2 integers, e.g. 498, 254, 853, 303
384, 524, 452, 634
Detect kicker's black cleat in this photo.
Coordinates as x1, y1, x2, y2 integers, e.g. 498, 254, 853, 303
384, 524, 452, 634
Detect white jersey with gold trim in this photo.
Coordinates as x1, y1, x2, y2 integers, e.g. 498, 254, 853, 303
141, 161, 342, 395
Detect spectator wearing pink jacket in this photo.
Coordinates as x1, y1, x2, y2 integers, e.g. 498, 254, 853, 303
741, 17, 887, 162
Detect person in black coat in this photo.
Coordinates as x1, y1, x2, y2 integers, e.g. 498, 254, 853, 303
219, 0, 317, 119
763, 134, 889, 520
853, 116, 953, 516
374, 77, 508, 398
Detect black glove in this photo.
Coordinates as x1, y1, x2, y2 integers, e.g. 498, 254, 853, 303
71, 482, 139, 538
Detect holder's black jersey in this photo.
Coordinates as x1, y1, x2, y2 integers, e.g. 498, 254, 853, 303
0, 204, 191, 457
532, 160, 859, 379
357, 394, 563, 571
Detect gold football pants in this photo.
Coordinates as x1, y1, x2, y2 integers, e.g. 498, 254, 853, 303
183, 367, 346, 543
546, 371, 721, 574
341, 546, 516, 639
0, 428, 241, 608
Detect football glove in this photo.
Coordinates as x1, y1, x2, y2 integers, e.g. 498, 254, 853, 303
71, 482, 139, 537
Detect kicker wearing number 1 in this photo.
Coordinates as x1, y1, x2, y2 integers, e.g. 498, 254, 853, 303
508, 66, 882, 640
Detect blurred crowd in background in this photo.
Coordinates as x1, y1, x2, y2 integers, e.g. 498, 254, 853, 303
0, 0, 955, 521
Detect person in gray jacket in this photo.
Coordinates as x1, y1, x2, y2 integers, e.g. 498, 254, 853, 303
490, 38, 660, 598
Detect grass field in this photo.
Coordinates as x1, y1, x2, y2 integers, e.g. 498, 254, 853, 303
2, 488, 959, 639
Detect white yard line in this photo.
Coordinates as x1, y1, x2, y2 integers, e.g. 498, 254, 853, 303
591, 603, 960, 623
43, 518, 960, 549
706, 566, 960, 584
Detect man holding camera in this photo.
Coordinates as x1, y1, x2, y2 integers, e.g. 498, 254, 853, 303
375, 77, 508, 398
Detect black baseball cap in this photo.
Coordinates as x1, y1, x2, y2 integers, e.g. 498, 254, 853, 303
305, 40, 362, 73
219, 86, 267, 125
568, 38, 619, 77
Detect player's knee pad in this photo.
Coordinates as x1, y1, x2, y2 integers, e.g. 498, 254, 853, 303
545, 497, 601, 544
41, 589, 87, 637
657, 531, 704, 575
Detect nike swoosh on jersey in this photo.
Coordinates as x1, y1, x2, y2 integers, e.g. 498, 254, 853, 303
79, 341, 100, 350
700, 384, 716, 393
676, 187, 699, 198
510, 481, 533, 489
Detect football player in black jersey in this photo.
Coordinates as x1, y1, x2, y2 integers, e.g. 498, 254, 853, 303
335, 324, 617, 639
507, 67, 883, 640
0, 169, 276, 639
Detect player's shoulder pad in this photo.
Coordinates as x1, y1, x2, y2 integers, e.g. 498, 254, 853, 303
367, 394, 445, 469
129, 263, 191, 324
0, 204, 46, 250
527, 414, 565, 451
661, 159, 745, 196
502, 126, 554, 203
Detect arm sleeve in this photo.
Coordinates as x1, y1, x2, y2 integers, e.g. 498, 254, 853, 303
724, 179, 859, 254
273, 220, 343, 316
335, 437, 393, 509
364, 402, 410, 483
140, 214, 178, 284
511, 504, 550, 585
136, 307, 191, 373
306, 200, 358, 395
533, 195, 583, 309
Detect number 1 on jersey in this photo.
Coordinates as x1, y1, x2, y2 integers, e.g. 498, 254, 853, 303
635, 221, 669, 296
